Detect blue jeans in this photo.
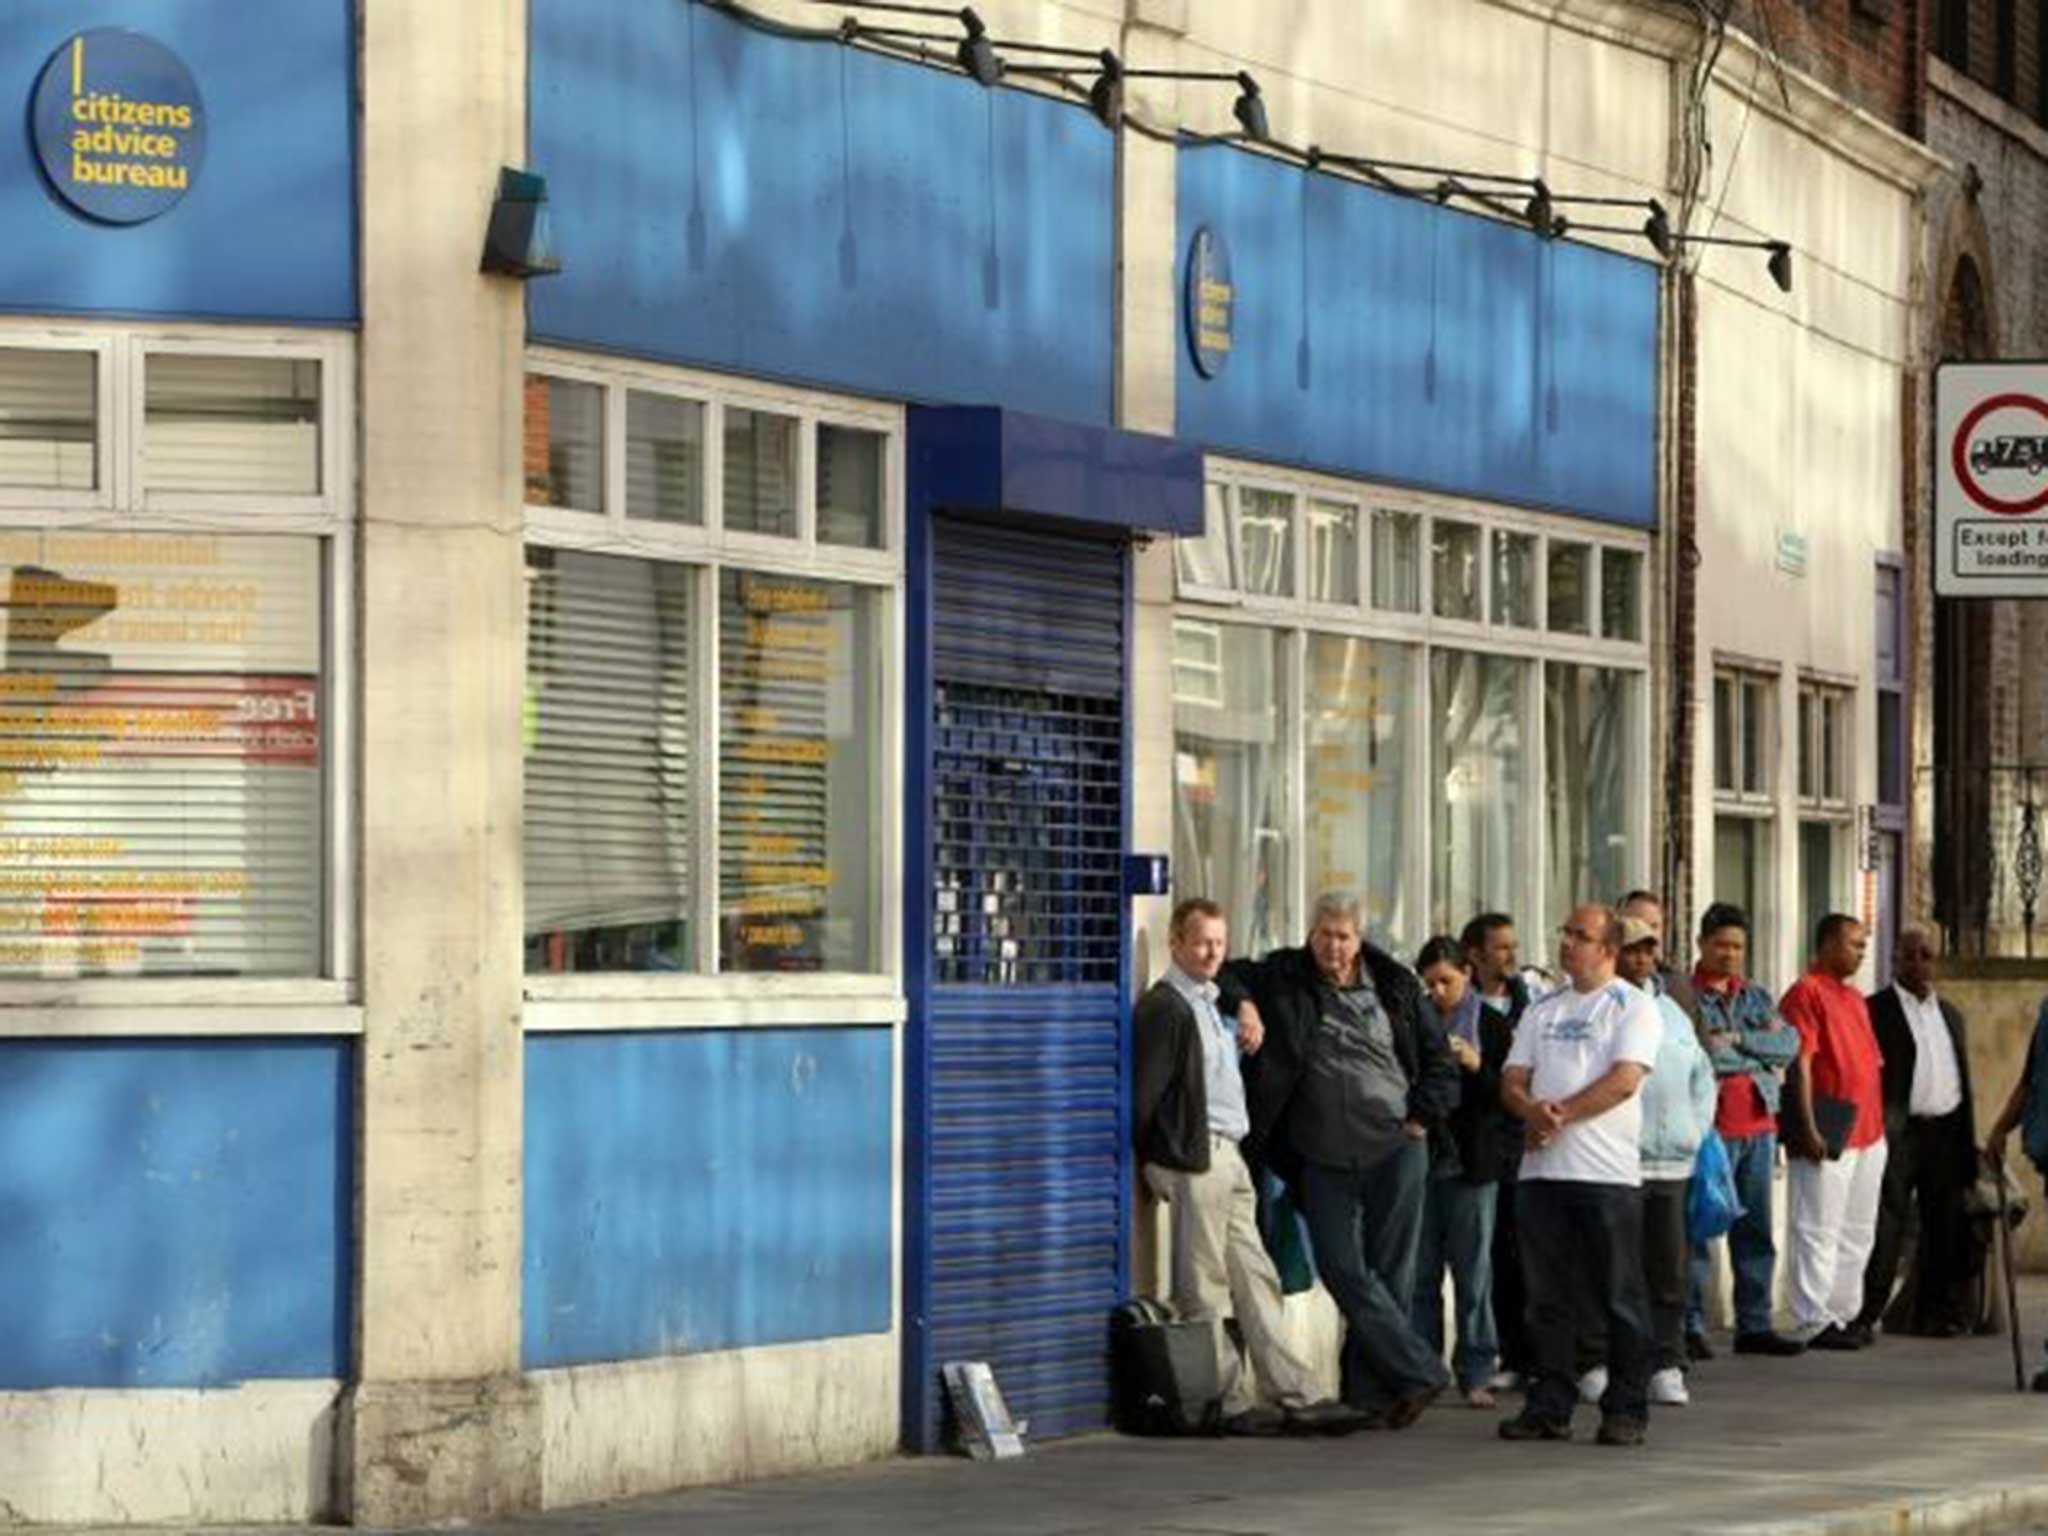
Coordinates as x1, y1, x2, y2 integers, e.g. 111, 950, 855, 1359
1410, 1170, 1499, 1391
1301, 1140, 1448, 1410
1687, 1130, 1778, 1336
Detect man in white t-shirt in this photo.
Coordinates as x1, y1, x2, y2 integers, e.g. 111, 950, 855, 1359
1498, 903, 1663, 1448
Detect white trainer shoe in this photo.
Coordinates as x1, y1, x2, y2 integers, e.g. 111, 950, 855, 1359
1648, 1367, 1691, 1406
1576, 1365, 1609, 1404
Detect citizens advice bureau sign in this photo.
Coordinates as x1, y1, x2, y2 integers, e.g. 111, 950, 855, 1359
1937, 362, 2048, 598
31, 29, 206, 225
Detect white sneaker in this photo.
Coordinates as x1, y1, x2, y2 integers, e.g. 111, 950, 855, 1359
1488, 1368, 1522, 1392
1576, 1365, 1608, 1404
1648, 1367, 1691, 1406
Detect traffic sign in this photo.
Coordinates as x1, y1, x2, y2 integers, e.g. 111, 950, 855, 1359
1937, 362, 2048, 597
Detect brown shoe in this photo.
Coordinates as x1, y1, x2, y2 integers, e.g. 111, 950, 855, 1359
1385, 1382, 1445, 1430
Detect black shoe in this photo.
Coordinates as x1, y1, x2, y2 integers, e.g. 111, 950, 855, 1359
1284, 1400, 1378, 1436
1596, 1415, 1647, 1447
1733, 1331, 1806, 1357
1807, 1325, 1859, 1352
1498, 1412, 1573, 1442
1221, 1405, 1287, 1437
2031, 1367, 2048, 1395
1845, 1323, 1877, 1349
1685, 1331, 1715, 1362
1385, 1382, 1445, 1431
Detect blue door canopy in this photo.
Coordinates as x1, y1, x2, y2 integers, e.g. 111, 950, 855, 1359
908, 406, 1203, 537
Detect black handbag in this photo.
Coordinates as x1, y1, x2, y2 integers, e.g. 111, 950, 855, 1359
1109, 1296, 1223, 1436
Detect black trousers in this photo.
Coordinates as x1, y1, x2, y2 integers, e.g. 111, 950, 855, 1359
1641, 1178, 1691, 1373
1518, 1179, 1651, 1425
1493, 1161, 1531, 1375
1859, 1107, 1977, 1332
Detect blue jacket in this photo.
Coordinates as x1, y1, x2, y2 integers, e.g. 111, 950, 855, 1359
1697, 977, 1800, 1115
1637, 984, 1717, 1177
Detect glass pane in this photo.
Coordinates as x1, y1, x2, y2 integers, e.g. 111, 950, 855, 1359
1545, 663, 1640, 921
1797, 689, 1816, 800
0, 348, 94, 491
525, 374, 603, 512
0, 530, 322, 977
1492, 530, 1537, 628
1741, 676, 1771, 794
1713, 815, 1775, 985
817, 424, 885, 549
1547, 541, 1590, 634
718, 571, 879, 972
1306, 500, 1360, 605
1601, 548, 1642, 641
1177, 483, 1235, 590
1307, 633, 1415, 954
1431, 519, 1481, 622
1173, 622, 1291, 960
1878, 690, 1903, 806
625, 390, 704, 525
1713, 675, 1736, 793
523, 548, 696, 973
723, 407, 799, 538
1875, 565, 1902, 683
1821, 693, 1843, 802
1237, 488, 1294, 597
1430, 649, 1532, 935
1800, 820, 1839, 961
1371, 509, 1421, 613
144, 355, 320, 495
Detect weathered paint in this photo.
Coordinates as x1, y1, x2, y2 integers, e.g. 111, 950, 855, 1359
522, 1027, 893, 1368
0, 1039, 351, 1389
528, 0, 1115, 425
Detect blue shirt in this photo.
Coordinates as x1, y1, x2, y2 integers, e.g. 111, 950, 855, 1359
1166, 964, 1250, 1141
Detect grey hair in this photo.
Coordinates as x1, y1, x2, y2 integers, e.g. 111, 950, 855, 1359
1309, 891, 1364, 931
1896, 923, 1940, 956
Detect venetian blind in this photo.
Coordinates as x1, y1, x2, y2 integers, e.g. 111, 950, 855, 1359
0, 348, 94, 491
142, 355, 321, 495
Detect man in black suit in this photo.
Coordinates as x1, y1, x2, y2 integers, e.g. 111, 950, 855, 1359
1856, 926, 1978, 1341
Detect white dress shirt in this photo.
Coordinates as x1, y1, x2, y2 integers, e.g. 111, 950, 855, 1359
1895, 983, 1964, 1119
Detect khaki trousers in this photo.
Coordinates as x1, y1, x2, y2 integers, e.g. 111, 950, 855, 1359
1145, 1134, 1319, 1415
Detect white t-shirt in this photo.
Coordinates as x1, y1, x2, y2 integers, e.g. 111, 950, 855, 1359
1507, 978, 1663, 1187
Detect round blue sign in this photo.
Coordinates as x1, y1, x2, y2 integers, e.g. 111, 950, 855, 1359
31, 29, 206, 225
1184, 226, 1234, 380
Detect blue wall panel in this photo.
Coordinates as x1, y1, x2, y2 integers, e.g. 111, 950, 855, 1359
529, 2, 1114, 425
0, 2, 356, 322
1176, 144, 1659, 528
523, 1027, 893, 1369
0, 1038, 352, 1389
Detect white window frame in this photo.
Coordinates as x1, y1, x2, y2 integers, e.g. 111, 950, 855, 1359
520, 349, 905, 1029
1795, 676, 1855, 815
1713, 660, 1780, 813
0, 317, 358, 1034
1174, 458, 1653, 952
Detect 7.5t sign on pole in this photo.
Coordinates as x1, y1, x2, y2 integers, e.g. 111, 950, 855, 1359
1938, 363, 2048, 598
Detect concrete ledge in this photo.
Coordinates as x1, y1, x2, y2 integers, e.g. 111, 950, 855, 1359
533, 1332, 898, 1510
1710, 1480, 2048, 1536
341, 1373, 541, 1527
0, 1380, 338, 1525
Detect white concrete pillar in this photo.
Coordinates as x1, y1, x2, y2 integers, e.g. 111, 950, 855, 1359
345, 0, 535, 1523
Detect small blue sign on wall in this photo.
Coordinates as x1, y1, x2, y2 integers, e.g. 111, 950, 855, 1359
1184, 226, 1233, 379
31, 29, 206, 225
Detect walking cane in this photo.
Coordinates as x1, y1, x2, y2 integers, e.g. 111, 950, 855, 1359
1995, 1157, 2026, 1393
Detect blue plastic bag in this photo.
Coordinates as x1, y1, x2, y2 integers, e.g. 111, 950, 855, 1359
1687, 1131, 1744, 1246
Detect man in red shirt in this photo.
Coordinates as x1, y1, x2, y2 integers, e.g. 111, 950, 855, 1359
1779, 914, 1888, 1350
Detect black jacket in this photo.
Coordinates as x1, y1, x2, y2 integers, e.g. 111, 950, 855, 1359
1436, 1003, 1516, 1185
1867, 984, 1976, 1143
1219, 942, 1458, 1184
1132, 977, 1220, 1173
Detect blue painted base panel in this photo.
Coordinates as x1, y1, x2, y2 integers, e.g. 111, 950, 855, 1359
523, 1027, 893, 1370
0, 1038, 352, 1389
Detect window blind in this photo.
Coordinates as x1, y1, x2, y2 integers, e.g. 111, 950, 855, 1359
143, 355, 320, 495
0, 348, 94, 491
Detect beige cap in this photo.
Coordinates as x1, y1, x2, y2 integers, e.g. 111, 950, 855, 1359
1618, 916, 1658, 950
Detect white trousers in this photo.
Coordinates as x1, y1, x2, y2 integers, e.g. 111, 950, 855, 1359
1144, 1135, 1319, 1415
1785, 1139, 1889, 1336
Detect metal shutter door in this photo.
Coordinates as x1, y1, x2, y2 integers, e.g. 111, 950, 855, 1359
911, 517, 1129, 1449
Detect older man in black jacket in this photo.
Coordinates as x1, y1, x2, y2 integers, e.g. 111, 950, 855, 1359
1221, 891, 1459, 1426
1857, 925, 1978, 1340
1132, 897, 1363, 1435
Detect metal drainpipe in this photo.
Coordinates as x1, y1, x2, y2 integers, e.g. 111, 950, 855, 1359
1665, 269, 1700, 937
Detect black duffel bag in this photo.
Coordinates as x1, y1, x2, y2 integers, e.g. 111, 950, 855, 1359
1109, 1295, 1223, 1436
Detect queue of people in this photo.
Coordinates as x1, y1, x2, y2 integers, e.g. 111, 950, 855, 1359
1131, 887, 1994, 1445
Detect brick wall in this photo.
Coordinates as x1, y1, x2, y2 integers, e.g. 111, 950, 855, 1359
1721, 0, 1923, 135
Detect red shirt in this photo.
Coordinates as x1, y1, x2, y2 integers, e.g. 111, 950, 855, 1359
1694, 969, 1776, 1138
1778, 969, 1886, 1150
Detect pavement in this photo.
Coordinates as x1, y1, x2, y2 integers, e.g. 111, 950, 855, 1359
481, 1293, 2048, 1536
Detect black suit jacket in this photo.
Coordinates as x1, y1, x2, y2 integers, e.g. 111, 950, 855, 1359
1866, 985, 1976, 1144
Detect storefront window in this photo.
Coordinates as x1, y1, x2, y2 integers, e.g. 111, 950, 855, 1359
1799, 819, 1841, 956
0, 531, 323, 978
526, 373, 604, 512
0, 347, 95, 491
1714, 815, 1775, 982
1238, 488, 1293, 597
1545, 662, 1639, 920
1371, 509, 1421, 613
144, 355, 321, 496
1431, 649, 1531, 933
1307, 499, 1360, 605
817, 424, 885, 549
1601, 548, 1641, 641
1307, 634, 1415, 952
1547, 541, 1590, 634
1173, 621, 1291, 958
1178, 483, 1235, 591
1492, 530, 1537, 629
1432, 519, 1481, 622
626, 390, 704, 526
724, 406, 799, 538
